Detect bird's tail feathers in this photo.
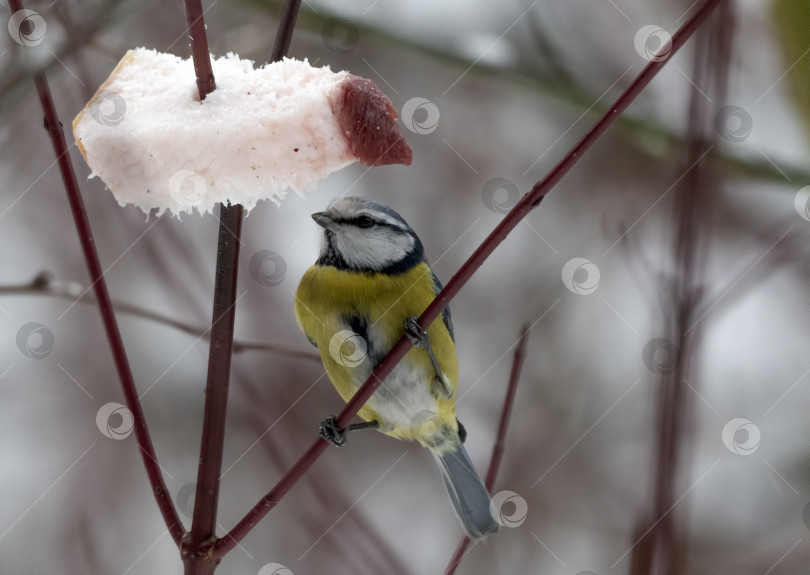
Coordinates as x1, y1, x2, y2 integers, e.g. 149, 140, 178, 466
432, 440, 500, 539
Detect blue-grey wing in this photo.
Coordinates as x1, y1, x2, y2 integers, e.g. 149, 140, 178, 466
430, 270, 455, 342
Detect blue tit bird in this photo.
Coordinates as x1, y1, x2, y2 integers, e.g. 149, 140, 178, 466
294, 196, 500, 539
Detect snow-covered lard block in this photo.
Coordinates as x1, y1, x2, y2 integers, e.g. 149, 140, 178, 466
72, 49, 412, 215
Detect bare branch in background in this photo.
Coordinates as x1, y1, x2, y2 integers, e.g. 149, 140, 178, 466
0, 273, 320, 360
445, 324, 531, 575
630, 4, 735, 573
0, 0, 128, 111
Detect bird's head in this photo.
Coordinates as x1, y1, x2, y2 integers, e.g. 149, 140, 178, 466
312, 196, 424, 273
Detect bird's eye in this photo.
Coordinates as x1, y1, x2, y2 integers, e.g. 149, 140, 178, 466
356, 215, 375, 228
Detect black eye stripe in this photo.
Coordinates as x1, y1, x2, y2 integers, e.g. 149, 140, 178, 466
335, 215, 402, 230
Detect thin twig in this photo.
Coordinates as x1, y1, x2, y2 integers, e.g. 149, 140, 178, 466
484, 325, 530, 491
445, 324, 531, 575
184, 0, 216, 99
183, 0, 302, 572
7, 0, 185, 548
0, 0, 129, 115
215, 0, 726, 556
0, 274, 319, 360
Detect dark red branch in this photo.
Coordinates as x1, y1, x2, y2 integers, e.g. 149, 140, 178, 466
184, 206, 243, 571
270, 0, 302, 61
216, 0, 724, 556
445, 324, 531, 575
8, 0, 185, 548
183, 0, 216, 99
183, 1, 302, 571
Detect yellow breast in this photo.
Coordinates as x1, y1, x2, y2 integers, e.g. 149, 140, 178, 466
295, 262, 458, 441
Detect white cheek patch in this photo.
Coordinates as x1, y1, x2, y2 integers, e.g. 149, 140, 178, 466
336, 228, 414, 270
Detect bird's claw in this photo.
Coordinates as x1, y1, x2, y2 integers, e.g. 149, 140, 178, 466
319, 416, 380, 447
403, 317, 429, 347
319, 415, 347, 447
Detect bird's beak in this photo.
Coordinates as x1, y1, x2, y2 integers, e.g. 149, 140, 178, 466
312, 211, 336, 230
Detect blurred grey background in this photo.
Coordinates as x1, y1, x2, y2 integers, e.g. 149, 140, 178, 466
1, 0, 809, 573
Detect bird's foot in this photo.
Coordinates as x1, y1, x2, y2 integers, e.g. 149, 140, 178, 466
319, 416, 346, 446
404, 316, 430, 348
319, 416, 379, 447
403, 317, 453, 399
